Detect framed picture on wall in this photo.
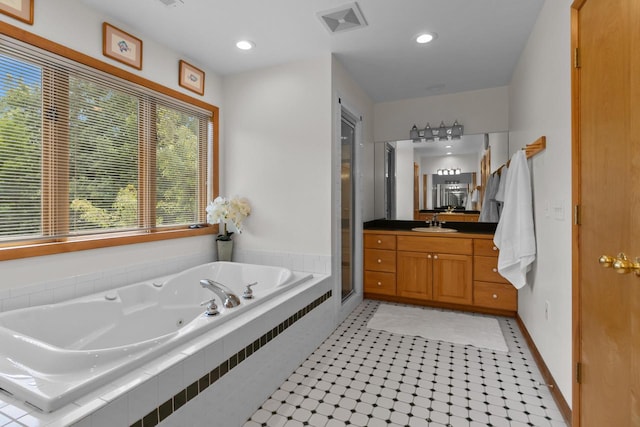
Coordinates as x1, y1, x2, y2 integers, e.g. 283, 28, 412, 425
0, 0, 34, 25
179, 60, 205, 96
102, 23, 143, 70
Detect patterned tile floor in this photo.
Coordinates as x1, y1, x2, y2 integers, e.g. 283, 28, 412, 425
244, 300, 567, 427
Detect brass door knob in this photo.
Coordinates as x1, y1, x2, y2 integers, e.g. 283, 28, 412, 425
600, 253, 640, 276
599, 254, 615, 268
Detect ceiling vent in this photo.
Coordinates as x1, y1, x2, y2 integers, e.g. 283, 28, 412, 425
157, 0, 184, 7
317, 2, 367, 34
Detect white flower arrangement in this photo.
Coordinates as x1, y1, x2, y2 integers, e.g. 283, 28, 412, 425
206, 196, 251, 240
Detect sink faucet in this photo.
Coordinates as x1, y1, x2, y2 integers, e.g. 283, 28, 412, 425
431, 213, 439, 226
199, 279, 241, 308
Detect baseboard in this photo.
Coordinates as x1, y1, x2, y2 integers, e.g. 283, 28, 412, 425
515, 314, 572, 426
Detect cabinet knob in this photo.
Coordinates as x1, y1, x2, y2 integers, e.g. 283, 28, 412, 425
377, 282, 382, 286
377, 239, 382, 244
433, 255, 438, 260
492, 268, 498, 273
492, 246, 498, 251
377, 259, 382, 263
492, 294, 498, 299
427, 254, 432, 259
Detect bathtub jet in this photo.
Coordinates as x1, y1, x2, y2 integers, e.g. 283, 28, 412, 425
0, 262, 312, 413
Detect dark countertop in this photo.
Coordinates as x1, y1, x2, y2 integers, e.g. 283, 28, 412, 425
364, 219, 497, 234
418, 209, 480, 214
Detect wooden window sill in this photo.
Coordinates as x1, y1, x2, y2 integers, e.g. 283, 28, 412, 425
0, 226, 216, 261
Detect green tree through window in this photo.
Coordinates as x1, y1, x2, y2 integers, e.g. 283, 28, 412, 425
0, 50, 209, 243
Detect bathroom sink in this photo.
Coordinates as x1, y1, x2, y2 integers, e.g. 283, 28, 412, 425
411, 227, 458, 233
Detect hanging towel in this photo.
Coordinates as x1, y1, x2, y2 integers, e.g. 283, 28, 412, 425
478, 173, 500, 222
495, 167, 508, 202
465, 189, 473, 210
493, 150, 536, 289
495, 167, 508, 216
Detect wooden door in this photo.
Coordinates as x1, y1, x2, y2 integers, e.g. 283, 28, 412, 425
432, 253, 472, 305
397, 251, 432, 300
573, 0, 640, 425
413, 162, 419, 219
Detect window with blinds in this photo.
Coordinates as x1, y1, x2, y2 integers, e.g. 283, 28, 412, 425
0, 38, 212, 244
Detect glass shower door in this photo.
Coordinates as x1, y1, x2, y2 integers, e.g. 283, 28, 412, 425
341, 114, 355, 300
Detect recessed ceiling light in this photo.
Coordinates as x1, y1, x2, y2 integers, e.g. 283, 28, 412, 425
445, 145, 452, 148
446, 152, 452, 155
416, 32, 437, 44
236, 40, 255, 50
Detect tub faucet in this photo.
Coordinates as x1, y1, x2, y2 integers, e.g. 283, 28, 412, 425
199, 279, 241, 308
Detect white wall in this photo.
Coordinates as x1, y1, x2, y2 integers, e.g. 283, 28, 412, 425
508, 0, 573, 404
222, 57, 332, 255
373, 142, 388, 219
490, 132, 510, 173
373, 86, 509, 143
395, 141, 415, 219
0, 0, 223, 295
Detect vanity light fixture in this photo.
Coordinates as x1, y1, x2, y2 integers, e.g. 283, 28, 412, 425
437, 121, 449, 141
410, 120, 463, 142
437, 168, 462, 176
236, 40, 255, 50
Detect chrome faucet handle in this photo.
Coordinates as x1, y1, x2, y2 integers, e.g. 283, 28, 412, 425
200, 299, 219, 316
242, 282, 258, 299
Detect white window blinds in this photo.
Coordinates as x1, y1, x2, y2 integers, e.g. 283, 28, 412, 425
0, 37, 211, 243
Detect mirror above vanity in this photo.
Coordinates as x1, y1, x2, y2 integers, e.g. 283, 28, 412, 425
373, 132, 509, 222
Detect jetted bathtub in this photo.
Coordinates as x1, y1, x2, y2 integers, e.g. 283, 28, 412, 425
0, 262, 312, 412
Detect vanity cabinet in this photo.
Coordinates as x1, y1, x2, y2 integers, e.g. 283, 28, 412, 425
363, 234, 397, 296
472, 239, 517, 311
363, 230, 517, 315
397, 236, 473, 305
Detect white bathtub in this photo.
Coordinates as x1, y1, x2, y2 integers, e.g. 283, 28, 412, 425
0, 262, 312, 413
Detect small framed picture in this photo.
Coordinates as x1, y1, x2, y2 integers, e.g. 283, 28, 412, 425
102, 22, 143, 70
0, 0, 34, 25
179, 60, 205, 96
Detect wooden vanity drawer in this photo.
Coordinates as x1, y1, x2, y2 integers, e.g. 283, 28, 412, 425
364, 234, 397, 250
474, 281, 517, 311
474, 239, 500, 257
364, 249, 396, 272
364, 271, 396, 296
397, 236, 472, 255
474, 256, 509, 284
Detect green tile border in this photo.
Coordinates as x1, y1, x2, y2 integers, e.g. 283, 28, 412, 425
130, 290, 332, 427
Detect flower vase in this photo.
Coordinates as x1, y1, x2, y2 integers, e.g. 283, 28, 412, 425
217, 239, 233, 262
216, 222, 233, 261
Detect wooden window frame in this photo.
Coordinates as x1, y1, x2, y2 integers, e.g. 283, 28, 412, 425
0, 22, 219, 261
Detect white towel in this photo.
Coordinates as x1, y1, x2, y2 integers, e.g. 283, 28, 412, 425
495, 168, 508, 202
493, 150, 536, 289
495, 167, 508, 216
479, 173, 500, 222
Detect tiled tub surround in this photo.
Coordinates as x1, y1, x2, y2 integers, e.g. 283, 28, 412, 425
0, 267, 333, 426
